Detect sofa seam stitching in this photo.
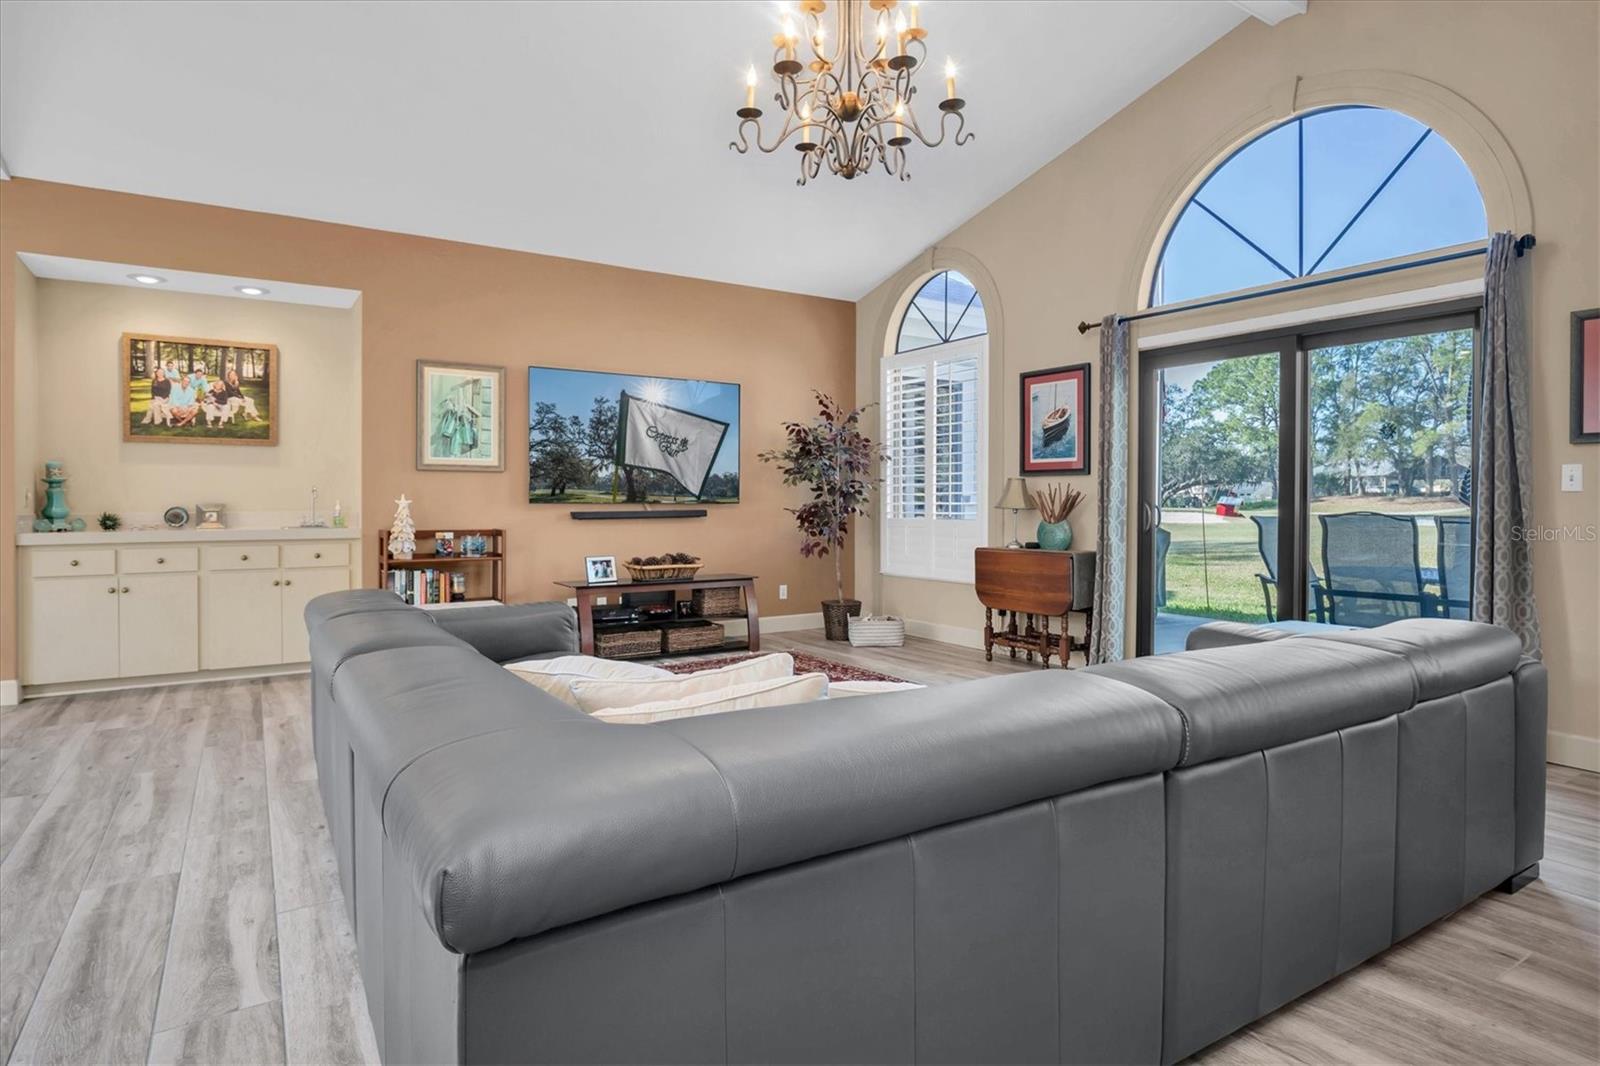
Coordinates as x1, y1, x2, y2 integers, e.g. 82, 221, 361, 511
663, 732, 742, 881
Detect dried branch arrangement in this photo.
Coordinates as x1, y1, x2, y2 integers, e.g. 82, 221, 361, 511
1034, 483, 1083, 524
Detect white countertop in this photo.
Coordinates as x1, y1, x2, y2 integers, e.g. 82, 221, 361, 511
17, 526, 363, 546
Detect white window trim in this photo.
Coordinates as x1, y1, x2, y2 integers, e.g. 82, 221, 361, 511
880, 335, 989, 584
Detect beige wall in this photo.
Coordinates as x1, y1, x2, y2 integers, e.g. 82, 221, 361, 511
855, 0, 1600, 766
0, 183, 857, 685
12, 264, 38, 525
18, 280, 361, 518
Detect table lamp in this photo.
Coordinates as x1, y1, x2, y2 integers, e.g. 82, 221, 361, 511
994, 477, 1034, 548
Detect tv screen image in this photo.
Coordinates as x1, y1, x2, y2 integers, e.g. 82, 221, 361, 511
528, 367, 740, 504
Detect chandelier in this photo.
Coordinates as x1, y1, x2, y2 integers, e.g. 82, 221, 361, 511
730, 0, 971, 185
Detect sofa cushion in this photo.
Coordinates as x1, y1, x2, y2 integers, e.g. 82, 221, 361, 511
593, 672, 829, 723
569, 653, 795, 712
304, 588, 411, 628
1297, 619, 1524, 701
507, 655, 674, 706
1090, 638, 1415, 767
827, 680, 926, 698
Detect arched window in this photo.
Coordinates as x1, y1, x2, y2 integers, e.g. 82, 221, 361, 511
1152, 107, 1486, 306
883, 270, 988, 581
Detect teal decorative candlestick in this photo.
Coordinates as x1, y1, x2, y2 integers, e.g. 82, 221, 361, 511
33, 461, 87, 532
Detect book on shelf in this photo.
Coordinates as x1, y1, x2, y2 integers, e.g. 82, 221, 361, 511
388, 566, 465, 606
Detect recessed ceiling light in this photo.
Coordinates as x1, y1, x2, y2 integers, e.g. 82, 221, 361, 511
128, 273, 166, 285
234, 285, 270, 296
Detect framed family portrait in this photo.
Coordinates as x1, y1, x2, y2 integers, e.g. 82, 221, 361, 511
585, 555, 618, 584
1020, 363, 1091, 475
1573, 308, 1599, 444
122, 333, 278, 445
417, 360, 505, 471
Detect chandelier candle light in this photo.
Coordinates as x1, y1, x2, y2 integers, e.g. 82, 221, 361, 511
731, 0, 972, 185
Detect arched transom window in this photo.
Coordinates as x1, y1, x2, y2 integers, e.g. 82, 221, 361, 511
883, 270, 989, 582
1152, 106, 1487, 307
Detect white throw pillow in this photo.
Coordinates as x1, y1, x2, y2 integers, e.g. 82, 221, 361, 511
568, 653, 795, 713
505, 655, 674, 706
826, 680, 925, 698
593, 672, 829, 724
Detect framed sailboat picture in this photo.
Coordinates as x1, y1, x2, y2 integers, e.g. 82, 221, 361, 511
1020, 363, 1090, 475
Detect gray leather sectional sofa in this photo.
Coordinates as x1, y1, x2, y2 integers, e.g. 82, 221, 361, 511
306, 591, 1546, 1065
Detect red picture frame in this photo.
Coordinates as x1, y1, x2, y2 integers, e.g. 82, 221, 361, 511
1020, 363, 1091, 475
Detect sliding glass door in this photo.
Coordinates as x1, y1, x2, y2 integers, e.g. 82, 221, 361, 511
1137, 304, 1478, 655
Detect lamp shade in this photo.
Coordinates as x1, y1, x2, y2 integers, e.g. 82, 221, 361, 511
994, 477, 1033, 511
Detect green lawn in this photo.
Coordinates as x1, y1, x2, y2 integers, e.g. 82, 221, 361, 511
126, 377, 273, 441
1161, 497, 1468, 623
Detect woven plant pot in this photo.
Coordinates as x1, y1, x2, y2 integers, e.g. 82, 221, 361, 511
820, 599, 862, 642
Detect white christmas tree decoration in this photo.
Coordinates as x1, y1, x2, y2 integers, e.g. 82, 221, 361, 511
389, 494, 417, 559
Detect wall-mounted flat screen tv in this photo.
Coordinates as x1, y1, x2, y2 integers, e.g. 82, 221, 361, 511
528, 367, 739, 504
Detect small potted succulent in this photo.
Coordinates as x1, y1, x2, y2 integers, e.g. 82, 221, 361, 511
760, 392, 884, 640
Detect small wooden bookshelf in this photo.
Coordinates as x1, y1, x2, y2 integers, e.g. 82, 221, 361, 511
379, 528, 506, 606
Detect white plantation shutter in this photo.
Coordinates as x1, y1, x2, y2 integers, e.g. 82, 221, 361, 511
882, 336, 987, 582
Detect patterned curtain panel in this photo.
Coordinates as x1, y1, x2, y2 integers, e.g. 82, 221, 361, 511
1474, 232, 1541, 656
1089, 315, 1130, 664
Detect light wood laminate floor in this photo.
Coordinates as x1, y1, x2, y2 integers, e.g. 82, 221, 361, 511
0, 632, 1594, 1065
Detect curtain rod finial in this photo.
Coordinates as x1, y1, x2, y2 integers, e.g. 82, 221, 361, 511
1515, 233, 1536, 256
1077, 320, 1097, 334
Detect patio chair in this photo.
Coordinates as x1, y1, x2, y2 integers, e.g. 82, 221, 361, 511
1316, 511, 1434, 627
1436, 515, 1472, 619
1249, 514, 1326, 623
1154, 526, 1171, 608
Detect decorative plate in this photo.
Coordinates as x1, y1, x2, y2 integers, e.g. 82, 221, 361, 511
163, 505, 190, 529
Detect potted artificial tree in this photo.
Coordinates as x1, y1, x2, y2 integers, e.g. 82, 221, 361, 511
760, 392, 884, 640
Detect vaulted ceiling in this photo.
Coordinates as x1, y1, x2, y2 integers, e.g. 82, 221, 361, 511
0, 1, 1291, 299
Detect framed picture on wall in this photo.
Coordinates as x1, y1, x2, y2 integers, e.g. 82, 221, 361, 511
1020, 363, 1091, 475
122, 333, 278, 445
417, 360, 506, 471
1573, 308, 1599, 444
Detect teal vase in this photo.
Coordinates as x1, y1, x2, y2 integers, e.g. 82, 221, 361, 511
1037, 520, 1073, 551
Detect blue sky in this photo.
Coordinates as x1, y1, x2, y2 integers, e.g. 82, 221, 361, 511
528, 367, 740, 476
1155, 107, 1487, 306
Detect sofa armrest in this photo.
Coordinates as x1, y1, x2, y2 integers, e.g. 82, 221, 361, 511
428, 601, 579, 663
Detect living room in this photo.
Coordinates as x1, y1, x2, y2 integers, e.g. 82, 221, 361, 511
0, 1, 1596, 1064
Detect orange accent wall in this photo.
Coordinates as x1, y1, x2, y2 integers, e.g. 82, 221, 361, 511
0, 179, 856, 679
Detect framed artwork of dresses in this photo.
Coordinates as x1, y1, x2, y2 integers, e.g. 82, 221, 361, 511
1020, 363, 1091, 475
1573, 308, 1599, 444
417, 360, 505, 471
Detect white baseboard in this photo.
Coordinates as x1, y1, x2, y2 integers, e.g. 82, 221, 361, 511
1548, 731, 1600, 773
0, 680, 18, 707
761, 612, 824, 634
904, 618, 986, 650
19, 663, 309, 701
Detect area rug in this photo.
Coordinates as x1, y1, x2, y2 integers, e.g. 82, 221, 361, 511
663, 651, 908, 684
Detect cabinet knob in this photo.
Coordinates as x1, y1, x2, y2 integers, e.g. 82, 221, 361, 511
272, 579, 281, 587
313, 552, 322, 559
107, 586, 117, 594
121, 586, 130, 594
156, 557, 165, 565
240, 554, 250, 561
71, 559, 80, 567
284, 579, 293, 587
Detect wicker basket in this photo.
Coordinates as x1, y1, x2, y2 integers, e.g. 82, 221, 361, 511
847, 615, 906, 648
595, 628, 664, 659
623, 561, 703, 582
665, 621, 725, 653
691, 586, 743, 617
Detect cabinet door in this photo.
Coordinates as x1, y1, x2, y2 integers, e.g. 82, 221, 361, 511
202, 570, 283, 669
119, 572, 199, 678
279, 567, 352, 663
21, 576, 121, 684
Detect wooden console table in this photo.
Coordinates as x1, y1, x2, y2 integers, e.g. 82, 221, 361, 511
554, 573, 760, 658
974, 547, 1094, 668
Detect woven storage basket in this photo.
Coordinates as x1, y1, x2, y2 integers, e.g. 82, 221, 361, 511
847, 615, 906, 648
624, 561, 703, 582
595, 628, 664, 659
665, 621, 725, 653
691, 587, 743, 617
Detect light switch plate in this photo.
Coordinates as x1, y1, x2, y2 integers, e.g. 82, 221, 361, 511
1561, 463, 1583, 492
778, 584, 789, 600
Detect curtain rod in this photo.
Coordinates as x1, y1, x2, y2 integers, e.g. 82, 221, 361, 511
1075, 234, 1535, 335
